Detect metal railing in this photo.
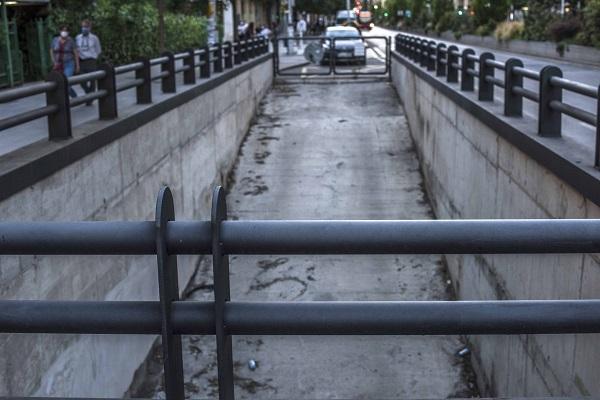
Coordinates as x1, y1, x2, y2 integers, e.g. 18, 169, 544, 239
395, 33, 600, 169
0, 37, 269, 141
1, 185, 600, 400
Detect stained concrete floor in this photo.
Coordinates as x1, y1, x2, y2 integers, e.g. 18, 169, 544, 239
130, 79, 478, 399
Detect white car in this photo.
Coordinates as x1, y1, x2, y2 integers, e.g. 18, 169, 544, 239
321, 26, 366, 65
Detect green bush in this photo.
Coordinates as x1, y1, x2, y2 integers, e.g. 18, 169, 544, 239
474, 22, 496, 37
471, 0, 509, 28
434, 11, 455, 34
546, 16, 582, 43
523, 0, 557, 41
577, 0, 600, 47
494, 21, 524, 42
164, 13, 208, 53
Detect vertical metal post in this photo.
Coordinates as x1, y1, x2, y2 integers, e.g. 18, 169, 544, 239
224, 41, 233, 69
136, 58, 152, 104
479, 52, 495, 101
183, 49, 196, 85
161, 52, 176, 93
242, 40, 249, 61
155, 186, 185, 400
201, 46, 211, 78
234, 41, 242, 65
1, 1, 14, 88
427, 41, 436, 71
45, 71, 72, 140
97, 63, 118, 120
272, 37, 278, 76
595, 84, 600, 168
461, 48, 475, 91
436, 43, 446, 77
504, 58, 523, 117
446, 45, 459, 83
419, 39, 427, 67
214, 43, 223, 73
538, 65, 563, 137
211, 186, 235, 400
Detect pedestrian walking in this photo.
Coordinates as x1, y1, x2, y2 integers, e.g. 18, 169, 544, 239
50, 25, 79, 98
296, 17, 307, 48
76, 19, 102, 105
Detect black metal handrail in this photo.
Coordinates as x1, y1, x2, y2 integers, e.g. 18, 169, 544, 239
0, 37, 270, 141
0, 185, 599, 400
395, 33, 600, 168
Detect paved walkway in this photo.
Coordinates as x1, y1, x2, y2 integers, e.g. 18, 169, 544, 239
129, 80, 478, 399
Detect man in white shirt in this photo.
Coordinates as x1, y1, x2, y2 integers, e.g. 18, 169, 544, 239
76, 19, 102, 105
296, 17, 307, 48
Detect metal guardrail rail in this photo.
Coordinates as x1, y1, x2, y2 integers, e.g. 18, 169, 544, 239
1, 185, 600, 400
0, 37, 269, 140
395, 33, 600, 169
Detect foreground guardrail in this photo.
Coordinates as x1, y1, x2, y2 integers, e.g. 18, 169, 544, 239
0, 37, 269, 140
395, 33, 600, 169
1, 185, 600, 400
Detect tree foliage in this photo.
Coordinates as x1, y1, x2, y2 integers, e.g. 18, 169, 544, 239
471, 0, 510, 30
522, 0, 557, 40
294, 0, 341, 15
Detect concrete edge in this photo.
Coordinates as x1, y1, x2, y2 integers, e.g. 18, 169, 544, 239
391, 51, 600, 208
0, 54, 274, 204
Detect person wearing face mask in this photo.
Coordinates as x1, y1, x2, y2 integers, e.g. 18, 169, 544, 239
50, 26, 79, 98
75, 19, 102, 105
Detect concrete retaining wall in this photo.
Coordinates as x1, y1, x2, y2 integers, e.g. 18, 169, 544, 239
391, 55, 600, 397
0, 57, 272, 397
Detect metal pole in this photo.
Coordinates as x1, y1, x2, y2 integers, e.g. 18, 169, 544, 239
212, 187, 234, 400
1, 0, 14, 88
347, 0, 351, 23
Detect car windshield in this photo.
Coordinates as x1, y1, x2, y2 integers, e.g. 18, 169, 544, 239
326, 29, 360, 38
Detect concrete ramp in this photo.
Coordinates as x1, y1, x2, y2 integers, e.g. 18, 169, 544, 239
133, 80, 477, 399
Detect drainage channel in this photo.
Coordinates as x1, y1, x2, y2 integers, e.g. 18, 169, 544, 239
128, 79, 479, 399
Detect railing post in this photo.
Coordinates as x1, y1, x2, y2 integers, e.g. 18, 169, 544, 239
45, 71, 72, 140
155, 187, 185, 400
412, 38, 418, 62
538, 65, 563, 137
242, 40, 249, 62
479, 52, 495, 101
252, 38, 258, 58
135, 57, 152, 104
461, 49, 475, 91
97, 63, 118, 120
214, 43, 223, 73
596, 85, 600, 168
161, 51, 176, 93
427, 41, 436, 71
183, 49, 196, 85
504, 58, 524, 117
436, 43, 446, 77
419, 39, 427, 67
200, 46, 211, 79
211, 186, 235, 400
234, 41, 242, 65
446, 45, 459, 83
224, 41, 233, 69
